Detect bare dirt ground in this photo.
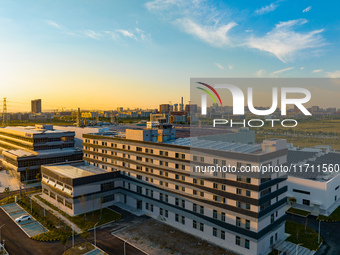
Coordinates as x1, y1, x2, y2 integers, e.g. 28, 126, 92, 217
115, 219, 239, 255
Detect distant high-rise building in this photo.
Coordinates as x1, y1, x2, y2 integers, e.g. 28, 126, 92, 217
159, 104, 170, 113
31, 99, 42, 114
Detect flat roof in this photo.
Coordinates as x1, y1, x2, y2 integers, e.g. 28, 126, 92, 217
164, 137, 262, 153
0, 126, 74, 135
43, 164, 106, 179
6, 149, 35, 157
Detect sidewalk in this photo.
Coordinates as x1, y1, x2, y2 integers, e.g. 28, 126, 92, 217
30, 194, 82, 234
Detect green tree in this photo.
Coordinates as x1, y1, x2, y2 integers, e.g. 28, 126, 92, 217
4, 187, 10, 204
60, 234, 69, 254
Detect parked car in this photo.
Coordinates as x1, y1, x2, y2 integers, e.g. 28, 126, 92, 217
15, 215, 31, 223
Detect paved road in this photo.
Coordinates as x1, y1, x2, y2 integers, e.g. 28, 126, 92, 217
0, 202, 148, 255
287, 214, 340, 255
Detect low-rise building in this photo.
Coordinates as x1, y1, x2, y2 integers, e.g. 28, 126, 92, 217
41, 161, 119, 215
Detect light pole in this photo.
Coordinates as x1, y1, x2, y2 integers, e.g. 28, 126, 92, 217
318, 220, 323, 243
0, 224, 5, 246
72, 226, 74, 248
124, 238, 128, 255
94, 221, 99, 247
296, 243, 303, 255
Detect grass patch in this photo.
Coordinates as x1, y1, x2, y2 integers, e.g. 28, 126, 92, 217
65, 243, 96, 255
35, 194, 121, 231
31, 230, 72, 242
0, 189, 41, 205
285, 220, 321, 251
287, 207, 310, 217
318, 205, 340, 222
267, 249, 280, 255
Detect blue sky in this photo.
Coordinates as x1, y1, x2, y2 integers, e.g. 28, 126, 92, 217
0, 0, 339, 111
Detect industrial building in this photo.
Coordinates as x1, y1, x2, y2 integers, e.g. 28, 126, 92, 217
286, 146, 340, 216
77, 125, 288, 255
0, 125, 82, 181
41, 161, 119, 215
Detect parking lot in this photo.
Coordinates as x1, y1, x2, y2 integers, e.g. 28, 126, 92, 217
0, 203, 48, 237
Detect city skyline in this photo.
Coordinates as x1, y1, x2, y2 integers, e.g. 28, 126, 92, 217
1, 0, 340, 111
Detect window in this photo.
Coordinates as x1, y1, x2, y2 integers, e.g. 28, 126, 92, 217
221, 185, 226, 191
193, 156, 198, 161
213, 159, 218, 164
275, 233, 278, 241
236, 236, 241, 246
175, 153, 179, 158
270, 236, 273, 245
165, 210, 168, 218
181, 200, 185, 208
160, 208, 163, 216
221, 231, 225, 240
246, 220, 250, 230
200, 192, 204, 197
222, 160, 226, 165
193, 203, 197, 212
65, 200, 72, 209
236, 217, 241, 227
193, 178, 197, 184
213, 210, 217, 219
303, 199, 310, 206
200, 157, 204, 162
293, 189, 310, 195
199, 223, 204, 231
221, 212, 225, 222
193, 220, 197, 229
213, 183, 218, 189
245, 239, 250, 249
182, 216, 185, 225
200, 206, 204, 215
175, 214, 179, 222
246, 190, 251, 197
136, 147, 142, 152
175, 198, 179, 206
213, 228, 217, 237
271, 214, 274, 224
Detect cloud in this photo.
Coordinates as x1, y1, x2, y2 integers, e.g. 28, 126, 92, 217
228, 65, 233, 70
245, 29, 253, 33
45, 20, 150, 42
45, 20, 62, 29
215, 63, 224, 69
326, 71, 340, 78
246, 19, 325, 62
255, 2, 279, 15
176, 18, 237, 47
81, 30, 102, 40
312, 69, 323, 73
272, 67, 294, 74
117, 29, 135, 38
300, 67, 305, 70
256, 69, 266, 77
303, 6, 312, 13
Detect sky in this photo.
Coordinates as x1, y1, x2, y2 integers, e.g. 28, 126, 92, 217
0, 0, 339, 112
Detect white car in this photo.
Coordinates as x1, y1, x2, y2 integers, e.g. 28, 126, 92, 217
15, 215, 31, 223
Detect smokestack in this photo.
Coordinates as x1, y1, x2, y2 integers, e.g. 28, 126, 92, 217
181, 97, 183, 111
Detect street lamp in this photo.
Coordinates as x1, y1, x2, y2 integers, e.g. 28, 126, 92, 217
94, 221, 99, 247
124, 238, 128, 255
296, 243, 303, 255
318, 220, 323, 243
0, 224, 5, 246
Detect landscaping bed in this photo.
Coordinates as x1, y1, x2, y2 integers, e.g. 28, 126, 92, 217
287, 207, 310, 217
317, 205, 340, 222
285, 220, 321, 251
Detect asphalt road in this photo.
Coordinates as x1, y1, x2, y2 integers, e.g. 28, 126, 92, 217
287, 214, 340, 255
0, 203, 147, 255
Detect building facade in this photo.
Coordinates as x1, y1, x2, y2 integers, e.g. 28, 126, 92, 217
31, 99, 42, 114
82, 131, 288, 255
0, 125, 83, 181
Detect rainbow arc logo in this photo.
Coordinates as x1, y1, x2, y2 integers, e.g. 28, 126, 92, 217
196, 82, 223, 106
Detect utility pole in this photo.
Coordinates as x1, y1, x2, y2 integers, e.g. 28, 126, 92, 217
2, 98, 7, 127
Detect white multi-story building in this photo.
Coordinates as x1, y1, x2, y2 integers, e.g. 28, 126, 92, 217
80, 127, 288, 255
286, 146, 340, 216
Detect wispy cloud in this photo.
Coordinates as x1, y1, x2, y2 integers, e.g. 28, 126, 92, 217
272, 67, 294, 74
45, 20, 62, 29
215, 63, 224, 69
255, 2, 280, 15
303, 6, 312, 13
146, 0, 237, 47
246, 19, 325, 62
326, 71, 340, 78
81, 30, 102, 40
312, 69, 323, 73
300, 67, 305, 70
177, 18, 237, 47
45, 20, 150, 42
256, 69, 266, 77
228, 65, 233, 70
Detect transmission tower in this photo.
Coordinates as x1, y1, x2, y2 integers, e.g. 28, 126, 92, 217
2, 98, 7, 127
